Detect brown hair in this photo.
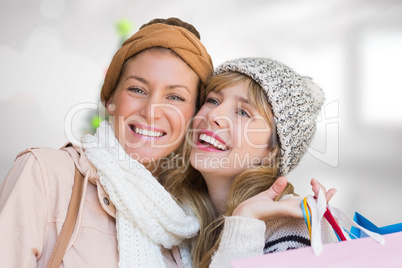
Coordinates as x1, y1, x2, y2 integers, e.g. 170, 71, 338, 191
161, 71, 295, 267
139, 17, 201, 40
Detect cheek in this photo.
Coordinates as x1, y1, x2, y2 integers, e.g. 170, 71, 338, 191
168, 105, 195, 138
192, 106, 210, 128
181, 105, 197, 127
110, 94, 130, 116
247, 131, 271, 148
191, 117, 202, 131
243, 120, 272, 147
181, 105, 196, 124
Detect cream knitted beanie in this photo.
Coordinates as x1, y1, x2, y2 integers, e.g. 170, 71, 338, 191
214, 57, 325, 175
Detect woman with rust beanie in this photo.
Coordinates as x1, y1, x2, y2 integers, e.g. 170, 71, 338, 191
0, 18, 213, 267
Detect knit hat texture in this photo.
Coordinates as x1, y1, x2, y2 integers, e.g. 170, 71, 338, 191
215, 58, 325, 175
100, 23, 213, 104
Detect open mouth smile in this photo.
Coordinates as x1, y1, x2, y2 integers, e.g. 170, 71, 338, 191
129, 124, 166, 138
198, 132, 229, 151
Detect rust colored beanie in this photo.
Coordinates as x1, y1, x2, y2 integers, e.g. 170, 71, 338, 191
100, 23, 213, 104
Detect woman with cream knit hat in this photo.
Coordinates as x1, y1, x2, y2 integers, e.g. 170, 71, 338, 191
163, 57, 337, 267
0, 17, 213, 267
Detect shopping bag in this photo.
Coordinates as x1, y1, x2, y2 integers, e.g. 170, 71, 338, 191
301, 190, 384, 256
231, 189, 395, 267
231, 232, 402, 268
350, 212, 402, 239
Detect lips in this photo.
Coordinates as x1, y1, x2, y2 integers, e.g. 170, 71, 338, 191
198, 130, 228, 151
129, 124, 166, 138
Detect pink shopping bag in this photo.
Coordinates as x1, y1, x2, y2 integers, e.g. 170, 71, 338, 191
231, 231, 402, 268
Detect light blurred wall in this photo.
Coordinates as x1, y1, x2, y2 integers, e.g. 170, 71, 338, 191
1, 0, 401, 226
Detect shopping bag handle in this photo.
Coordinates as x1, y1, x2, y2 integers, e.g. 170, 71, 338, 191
306, 189, 385, 256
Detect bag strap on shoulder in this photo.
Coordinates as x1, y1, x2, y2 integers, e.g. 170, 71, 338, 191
47, 166, 84, 268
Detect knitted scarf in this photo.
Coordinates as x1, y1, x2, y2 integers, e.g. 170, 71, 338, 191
82, 121, 199, 267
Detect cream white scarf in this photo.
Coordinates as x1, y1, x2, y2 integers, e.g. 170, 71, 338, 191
82, 121, 199, 267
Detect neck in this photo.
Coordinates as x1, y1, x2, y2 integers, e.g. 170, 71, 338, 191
201, 172, 233, 216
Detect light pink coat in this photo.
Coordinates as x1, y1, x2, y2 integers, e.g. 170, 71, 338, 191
0, 143, 180, 267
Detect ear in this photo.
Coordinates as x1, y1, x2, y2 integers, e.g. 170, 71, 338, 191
106, 97, 116, 115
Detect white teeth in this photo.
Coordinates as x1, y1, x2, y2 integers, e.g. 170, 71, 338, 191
199, 133, 228, 151
134, 127, 163, 137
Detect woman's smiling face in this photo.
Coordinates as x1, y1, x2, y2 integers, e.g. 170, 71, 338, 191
108, 48, 199, 168
190, 81, 273, 180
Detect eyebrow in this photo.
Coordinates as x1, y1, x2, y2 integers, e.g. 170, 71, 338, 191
126, 75, 148, 84
236, 96, 249, 104
212, 90, 249, 104
126, 75, 192, 93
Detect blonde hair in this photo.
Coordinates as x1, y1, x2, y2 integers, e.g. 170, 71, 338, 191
161, 71, 295, 268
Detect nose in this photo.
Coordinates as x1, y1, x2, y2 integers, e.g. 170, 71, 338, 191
139, 95, 163, 122
206, 103, 230, 128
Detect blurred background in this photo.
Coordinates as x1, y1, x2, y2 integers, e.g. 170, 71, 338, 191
1, 0, 401, 227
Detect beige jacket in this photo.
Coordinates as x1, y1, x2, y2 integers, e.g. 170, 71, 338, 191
0, 143, 181, 267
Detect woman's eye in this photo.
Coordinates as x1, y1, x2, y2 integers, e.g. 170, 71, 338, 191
167, 95, 185, 101
205, 97, 219, 106
238, 108, 251, 118
128, 87, 145, 94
